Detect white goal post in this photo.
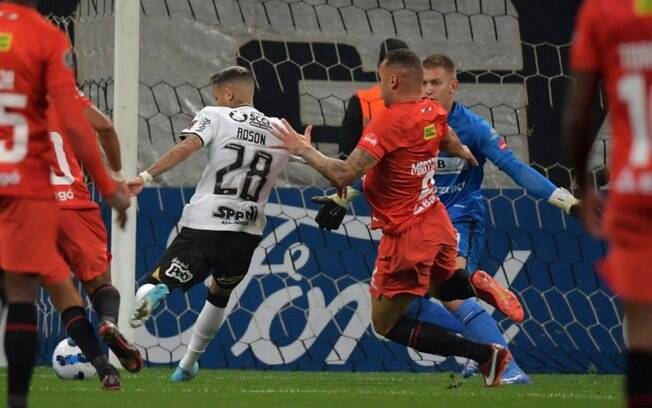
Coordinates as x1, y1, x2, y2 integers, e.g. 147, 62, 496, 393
110, 0, 140, 359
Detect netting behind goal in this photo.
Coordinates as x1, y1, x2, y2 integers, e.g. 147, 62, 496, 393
30, 0, 622, 373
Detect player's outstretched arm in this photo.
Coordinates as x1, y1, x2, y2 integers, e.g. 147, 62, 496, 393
272, 119, 378, 188
479, 128, 581, 214
127, 134, 203, 196
439, 128, 478, 166
83, 104, 122, 178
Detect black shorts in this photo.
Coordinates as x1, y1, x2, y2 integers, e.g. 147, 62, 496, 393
154, 227, 262, 292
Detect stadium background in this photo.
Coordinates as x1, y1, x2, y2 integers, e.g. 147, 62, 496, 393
8, 0, 621, 374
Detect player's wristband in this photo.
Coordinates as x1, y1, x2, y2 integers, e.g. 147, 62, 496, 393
548, 187, 580, 214
139, 170, 154, 186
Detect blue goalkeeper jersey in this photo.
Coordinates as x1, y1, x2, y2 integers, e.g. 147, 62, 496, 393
436, 102, 556, 224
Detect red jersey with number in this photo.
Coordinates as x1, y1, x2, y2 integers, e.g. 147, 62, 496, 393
49, 92, 97, 209
571, 0, 652, 209
357, 98, 450, 233
0, 3, 78, 199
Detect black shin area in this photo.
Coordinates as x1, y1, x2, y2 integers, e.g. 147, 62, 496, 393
437, 268, 475, 301
385, 316, 492, 363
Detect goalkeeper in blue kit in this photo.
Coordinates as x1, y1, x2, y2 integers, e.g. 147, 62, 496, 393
321, 53, 581, 384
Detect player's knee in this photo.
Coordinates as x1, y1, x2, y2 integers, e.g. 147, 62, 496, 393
207, 288, 231, 308
371, 315, 396, 337
83, 273, 111, 294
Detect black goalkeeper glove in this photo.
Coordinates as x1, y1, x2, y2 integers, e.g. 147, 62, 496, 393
311, 187, 360, 231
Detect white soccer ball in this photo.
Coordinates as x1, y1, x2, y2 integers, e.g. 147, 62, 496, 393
52, 338, 96, 380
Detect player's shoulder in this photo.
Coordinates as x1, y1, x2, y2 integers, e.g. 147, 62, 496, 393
450, 103, 485, 128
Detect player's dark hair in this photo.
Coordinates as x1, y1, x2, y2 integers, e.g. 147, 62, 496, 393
210, 66, 254, 86
382, 49, 423, 85
422, 54, 457, 76
378, 38, 409, 66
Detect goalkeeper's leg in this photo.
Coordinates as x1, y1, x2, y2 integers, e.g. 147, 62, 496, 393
172, 279, 230, 382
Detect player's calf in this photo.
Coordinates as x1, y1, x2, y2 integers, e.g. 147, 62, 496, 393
384, 316, 509, 386
89, 282, 120, 325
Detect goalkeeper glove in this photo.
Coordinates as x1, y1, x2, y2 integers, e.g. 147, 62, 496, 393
548, 187, 581, 215
311, 186, 360, 230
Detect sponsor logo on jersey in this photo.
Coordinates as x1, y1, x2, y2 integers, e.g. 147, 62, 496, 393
613, 168, 652, 194
0, 69, 14, 90
423, 124, 436, 140
229, 110, 248, 122
248, 112, 272, 130
498, 137, 507, 151
213, 204, 259, 225
435, 157, 466, 175
236, 127, 267, 145
0, 33, 12, 52
192, 117, 211, 132
0, 170, 20, 186
413, 193, 438, 215
361, 133, 378, 146
436, 182, 465, 195
54, 189, 75, 202
635, 0, 652, 15
411, 157, 437, 176
164, 257, 193, 283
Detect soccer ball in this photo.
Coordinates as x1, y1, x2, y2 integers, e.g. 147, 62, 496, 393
52, 338, 96, 380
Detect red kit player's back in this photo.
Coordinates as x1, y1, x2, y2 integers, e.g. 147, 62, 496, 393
357, 98, 450, 233
0, 3, 77, 199
48, 93, 97, 209
572, 0, 652, 209
571, 0, 652, 302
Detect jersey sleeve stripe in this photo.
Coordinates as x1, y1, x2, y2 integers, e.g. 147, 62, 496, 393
179, 132, 205, 146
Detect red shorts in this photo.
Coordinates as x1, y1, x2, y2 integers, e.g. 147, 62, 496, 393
370, 202, 458, 299
0, 197, 68, 283
57, 208, 110, 283
600, 205, 652, 303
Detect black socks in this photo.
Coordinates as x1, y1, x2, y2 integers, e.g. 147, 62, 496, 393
385, 316, 492, 363
5, 303, 37, 408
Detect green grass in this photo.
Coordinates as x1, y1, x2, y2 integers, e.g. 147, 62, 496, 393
1, 368, 623, 408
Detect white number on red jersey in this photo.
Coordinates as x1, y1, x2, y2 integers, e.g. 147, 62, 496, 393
618, 73, 652, 166
49, 131, 75, 186
0, 92, 28, 163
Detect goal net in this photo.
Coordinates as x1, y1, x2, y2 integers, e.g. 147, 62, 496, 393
29, 0, 621, 374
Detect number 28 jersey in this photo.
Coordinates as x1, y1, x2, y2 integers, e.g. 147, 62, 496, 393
178, 106, 289, 235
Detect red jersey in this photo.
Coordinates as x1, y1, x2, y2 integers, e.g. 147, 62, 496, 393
49, 92, 97, 209
571, 0, 652, 209
357, 98, 450, 233
0, 3, 78, 199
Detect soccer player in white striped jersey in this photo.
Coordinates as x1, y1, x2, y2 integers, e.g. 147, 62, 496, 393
125, 66, 289, 382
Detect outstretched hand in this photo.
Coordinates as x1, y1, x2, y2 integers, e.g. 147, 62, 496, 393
126, 176, 145, 196
270, 119, 313, 156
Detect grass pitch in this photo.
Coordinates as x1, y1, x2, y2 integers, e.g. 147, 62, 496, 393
1, 368, 622, 408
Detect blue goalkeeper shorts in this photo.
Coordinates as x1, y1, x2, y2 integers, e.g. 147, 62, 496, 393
454, 220, 485, 272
